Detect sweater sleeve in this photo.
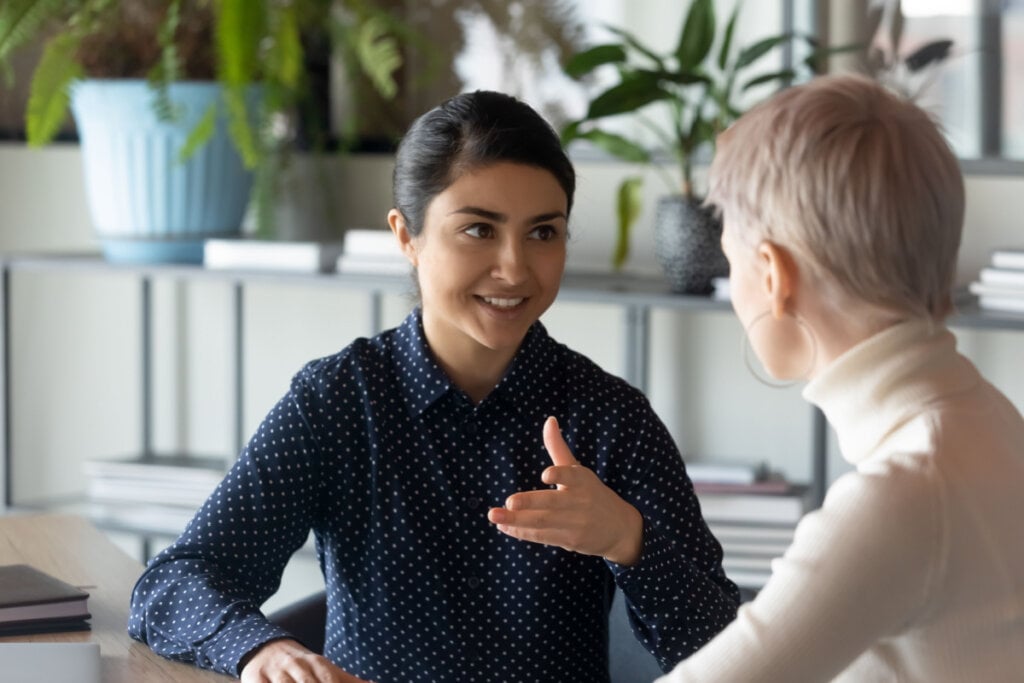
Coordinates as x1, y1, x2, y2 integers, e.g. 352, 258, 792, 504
604, 406, 742, 671
128, 375, 325, 676
656, 458, 942, 682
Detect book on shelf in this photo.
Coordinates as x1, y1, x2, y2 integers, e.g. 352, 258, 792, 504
686, 460, 770, 486
84, 453, 228, 509
203, 237, 344, 273
990, 248, 1024, 271
978, 266, 1024, 288
974, 295, 1024, 314
337, 228, 408, 275
696, 483, 813, 526
0, 564, 91, 636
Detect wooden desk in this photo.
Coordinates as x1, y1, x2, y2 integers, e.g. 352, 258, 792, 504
0, 513, 229, 681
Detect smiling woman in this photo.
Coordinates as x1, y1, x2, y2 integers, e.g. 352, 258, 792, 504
127, 89, 741, 683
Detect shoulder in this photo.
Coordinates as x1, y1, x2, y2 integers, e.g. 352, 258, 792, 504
291, 329, 398, 395
556, 342, 652, 414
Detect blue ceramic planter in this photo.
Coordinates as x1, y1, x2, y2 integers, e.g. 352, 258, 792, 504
71, 80, 255, 264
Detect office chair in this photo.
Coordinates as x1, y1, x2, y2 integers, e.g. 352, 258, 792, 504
267, 588, 665, 682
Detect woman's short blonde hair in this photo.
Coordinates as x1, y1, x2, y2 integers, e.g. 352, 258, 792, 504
707, 74, 965, 320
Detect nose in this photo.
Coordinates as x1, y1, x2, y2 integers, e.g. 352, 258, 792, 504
491, 237, 528, 285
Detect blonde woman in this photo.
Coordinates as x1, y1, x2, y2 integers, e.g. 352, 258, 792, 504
659, 74, 1024, 681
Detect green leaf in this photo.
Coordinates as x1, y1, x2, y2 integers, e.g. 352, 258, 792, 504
564, 44, 627, 79
717, 3, 740, 72
269, 4, 303, 90
574, 128, 651, 163
614, 176, 644, 270
26, 33, 81, 147
675, 0, 715, 71
177, 101, 217, 164
0, 0, 64, 65
354, 15, 402, 99
587, 72, 673, 119
735, 34, 792, 70
217, 0, 266, 168
635, 67, 710, 87
216, 0, 264, 86
605, 25, 663, 66
741, 68, 795, 91
560, 120, 582, 146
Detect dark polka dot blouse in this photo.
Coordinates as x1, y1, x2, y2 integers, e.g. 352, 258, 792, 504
128, 309, 739, 681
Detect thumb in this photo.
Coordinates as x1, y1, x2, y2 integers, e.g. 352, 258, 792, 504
543, 416, 577, 467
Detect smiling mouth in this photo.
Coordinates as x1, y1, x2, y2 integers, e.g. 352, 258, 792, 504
478, 295, 526, 309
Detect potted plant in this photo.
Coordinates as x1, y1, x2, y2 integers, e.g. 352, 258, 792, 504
860, 0, 954, 100
561, 0, 821, 293
0, 0, 403, 263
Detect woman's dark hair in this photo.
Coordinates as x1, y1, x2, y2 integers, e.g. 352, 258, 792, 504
392, 90, 576, 236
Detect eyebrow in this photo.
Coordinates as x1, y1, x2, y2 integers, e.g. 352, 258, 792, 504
448, 206, 567, 224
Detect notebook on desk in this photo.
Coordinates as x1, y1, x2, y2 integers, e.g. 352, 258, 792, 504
0, 642, 100, 683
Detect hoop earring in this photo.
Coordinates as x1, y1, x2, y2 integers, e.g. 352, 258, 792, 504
740, 310, 818, 389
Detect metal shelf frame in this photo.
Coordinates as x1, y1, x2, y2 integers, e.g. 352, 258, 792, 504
7, 252, 1020, 530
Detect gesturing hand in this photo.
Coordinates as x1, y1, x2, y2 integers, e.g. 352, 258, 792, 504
487, 416, 644, 566
240, 638, 374, 683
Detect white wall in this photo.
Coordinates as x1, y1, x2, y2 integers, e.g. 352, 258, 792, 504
3, 140, 1024, 609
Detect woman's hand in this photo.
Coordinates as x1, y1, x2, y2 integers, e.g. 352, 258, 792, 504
487, 416, 644, 566
240, 638, 373, 683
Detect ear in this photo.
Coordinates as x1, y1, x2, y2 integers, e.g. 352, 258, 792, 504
756, 240, 798, 319
388, 209, 419, 267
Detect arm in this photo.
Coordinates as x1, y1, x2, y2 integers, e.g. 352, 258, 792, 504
128, 373, 325, 676
656, 462, 941, 682
489, 409, 741, 670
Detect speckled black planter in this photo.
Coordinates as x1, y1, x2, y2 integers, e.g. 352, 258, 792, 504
654, 195, 729, 295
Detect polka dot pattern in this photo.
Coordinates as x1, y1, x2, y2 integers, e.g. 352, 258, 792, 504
128, 309, 740, 680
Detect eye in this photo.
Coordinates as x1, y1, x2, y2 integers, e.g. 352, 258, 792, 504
528, 224, 560, 241
464, 223, 494, 239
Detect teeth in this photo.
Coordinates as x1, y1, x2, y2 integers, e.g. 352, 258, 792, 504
483, 296, 524, 308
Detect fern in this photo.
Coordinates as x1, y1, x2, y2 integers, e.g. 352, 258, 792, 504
354, 15, 400, 99
26, 33, 83, 146
177, 100, 217, 164
148, 0, 184, 122
268, 4, 303, 91
217, 0, 266, 168
0, 0, 66, 66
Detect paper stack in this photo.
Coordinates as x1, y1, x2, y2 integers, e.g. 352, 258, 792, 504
83, 453, 228, 534
968, 248, 1024, 314
204, 237, 345, 273
337, 229, 410, 276
687, 460, 810, 590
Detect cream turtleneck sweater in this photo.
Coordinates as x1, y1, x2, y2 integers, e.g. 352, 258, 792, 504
657, 319, 1024, 682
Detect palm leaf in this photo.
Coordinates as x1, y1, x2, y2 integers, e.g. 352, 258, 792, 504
573, 128, 650, 163
675, 0, 715, 71
735, 34, 792, 70
26, 33, 82, 146
717, 3, 740, 72
741, 68, 795, 92
586, 72, 674, 119
605, 25, 663, 67
564, 44, 627, 79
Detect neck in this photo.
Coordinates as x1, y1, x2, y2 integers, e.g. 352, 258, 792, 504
421, 316, 522, 405
799, 295, 908, 380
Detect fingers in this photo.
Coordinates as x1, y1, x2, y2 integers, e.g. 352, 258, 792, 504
543, 416, 577, 468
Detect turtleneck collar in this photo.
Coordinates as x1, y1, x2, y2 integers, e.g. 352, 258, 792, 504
802, 318, 979, 466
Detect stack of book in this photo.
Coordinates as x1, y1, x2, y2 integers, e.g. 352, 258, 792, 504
968, 248, 1024, 314
687, 461, 812, 590
204, 237, 345, 273
0, 564, 91, 636
83, 454, 228, 535
336, 229, 409, 276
